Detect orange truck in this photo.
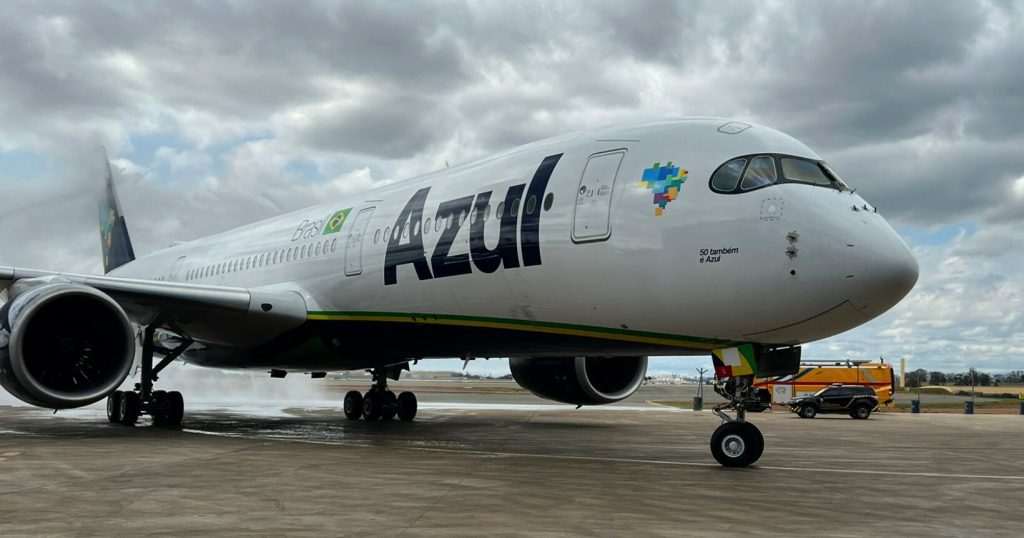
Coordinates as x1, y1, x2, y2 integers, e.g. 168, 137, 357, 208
755, 361, 895, 408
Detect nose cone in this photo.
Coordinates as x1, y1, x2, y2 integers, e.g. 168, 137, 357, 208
852, 224, 918, 318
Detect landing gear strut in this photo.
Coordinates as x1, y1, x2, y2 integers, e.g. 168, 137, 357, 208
710, 376, 764, 467
105, 322, 192, 427
344, 365, 417, 422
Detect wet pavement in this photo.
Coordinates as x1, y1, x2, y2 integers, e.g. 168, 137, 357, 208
1, 394, 1023, 536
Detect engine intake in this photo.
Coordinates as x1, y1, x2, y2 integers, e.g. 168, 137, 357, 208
0, 282, 135, 409
509, 356, 648, 405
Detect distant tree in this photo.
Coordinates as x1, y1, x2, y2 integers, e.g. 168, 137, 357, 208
904, 368, 929, 388
976, 372, 992, 387
929, 371, 947, 385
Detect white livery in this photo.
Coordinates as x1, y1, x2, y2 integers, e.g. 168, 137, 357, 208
0, 118, 918, 466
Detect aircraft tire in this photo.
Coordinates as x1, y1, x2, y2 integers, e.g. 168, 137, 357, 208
343, 391, 363, 420
165, 391, 185, 426
397, 391, 417, 422
119, 392, 141, 426
380, 391, 398, 421
363, 391, 382, 421
106, 391, 123, 423
710, 422, 762, 467
151, 390, 169, 426
747, 422, 765, 462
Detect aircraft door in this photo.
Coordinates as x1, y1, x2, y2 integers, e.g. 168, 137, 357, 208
169, 256, 187, 281
345, 207, 375, 276
572, 150, 625, 243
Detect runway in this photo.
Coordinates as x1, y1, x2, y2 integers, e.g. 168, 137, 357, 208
1, 389, 1023, 536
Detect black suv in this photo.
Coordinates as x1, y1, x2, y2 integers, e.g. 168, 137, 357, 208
787, 385, 879, 419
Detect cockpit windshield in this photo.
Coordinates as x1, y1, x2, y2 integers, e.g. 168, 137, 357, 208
709, 154, 851, 194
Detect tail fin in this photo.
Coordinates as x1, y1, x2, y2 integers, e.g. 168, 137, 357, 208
99, 150, 135, 274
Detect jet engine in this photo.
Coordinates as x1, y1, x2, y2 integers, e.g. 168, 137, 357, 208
0, 282, 135, 409
509, 356, 648, 405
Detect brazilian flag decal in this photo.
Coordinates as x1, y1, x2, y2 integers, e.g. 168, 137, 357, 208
322, 208, 352, 235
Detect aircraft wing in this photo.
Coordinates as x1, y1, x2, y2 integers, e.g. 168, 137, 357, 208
0, 265, 308, 346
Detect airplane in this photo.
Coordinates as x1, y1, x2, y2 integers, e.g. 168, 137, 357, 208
0, 118, 918, 467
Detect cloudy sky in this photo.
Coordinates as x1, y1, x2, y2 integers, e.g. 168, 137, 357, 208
0, 1, 1022, 375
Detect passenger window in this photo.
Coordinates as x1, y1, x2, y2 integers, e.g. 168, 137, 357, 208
711, 158, 746, 192
424, 218, 431, 234
331, 238, 337, 252
315, 242, 322, 256
496, 202, 505, 219
740, 156, 777, 190
781, 158, 831, 186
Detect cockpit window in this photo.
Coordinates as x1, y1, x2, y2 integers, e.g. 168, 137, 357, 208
709, 154, 852, 194
711, 158, 746, 192
820, 162, 851, 191
740, 156, 777, 190
781, 158, 831, 186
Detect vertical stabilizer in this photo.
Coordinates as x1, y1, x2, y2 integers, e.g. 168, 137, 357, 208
99, 150, 135, 273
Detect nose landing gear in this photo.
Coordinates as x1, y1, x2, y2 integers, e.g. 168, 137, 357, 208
711, 376, 764, 467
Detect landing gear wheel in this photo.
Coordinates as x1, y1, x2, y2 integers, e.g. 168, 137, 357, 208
851, 406, 871, 420
119, 391, 141, 426
397, 391, 417, 422
106, 391, 123, 423
362, 391, 382, 421
380, 391, 398, 421
344, 391, 364, 420
799, 405, 817, 419
151, 390, 169, 426
165, 391, 184, 426
711, 422, 763, 467
749, 422, 765, 462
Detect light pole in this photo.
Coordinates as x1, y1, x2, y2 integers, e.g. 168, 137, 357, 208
694, 367, 708, 411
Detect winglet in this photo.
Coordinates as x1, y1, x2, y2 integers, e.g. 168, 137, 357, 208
99, 149, 135, 274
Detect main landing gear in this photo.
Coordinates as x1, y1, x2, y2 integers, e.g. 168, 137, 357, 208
343, 366, 417, 422
710, 376, 764, 467
106, 322, 193, 427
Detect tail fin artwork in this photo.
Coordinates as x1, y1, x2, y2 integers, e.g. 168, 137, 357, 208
99, 150, 135, 274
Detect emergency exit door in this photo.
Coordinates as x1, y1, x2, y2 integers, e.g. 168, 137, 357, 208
572, 150, 625, 243
345, 207, 375, 276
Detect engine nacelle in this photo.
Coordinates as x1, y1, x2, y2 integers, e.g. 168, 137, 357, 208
0, 282, 135, 409
509, 356, 648, 405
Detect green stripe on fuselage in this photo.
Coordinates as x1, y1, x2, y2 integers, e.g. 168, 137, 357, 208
306, 310, 739, 350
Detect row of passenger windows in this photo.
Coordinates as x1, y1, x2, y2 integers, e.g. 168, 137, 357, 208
181, 191, 557, 281
183, 238, 338, 281
710, 154, 849, 194
369, 191, 554, 245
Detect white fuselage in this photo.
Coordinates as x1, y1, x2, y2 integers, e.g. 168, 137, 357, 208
111, 119, 918, 370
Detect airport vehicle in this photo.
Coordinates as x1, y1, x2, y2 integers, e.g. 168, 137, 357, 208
757, 361, 895, 407
0, 118, 918, 467
787, 384, 880, 419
